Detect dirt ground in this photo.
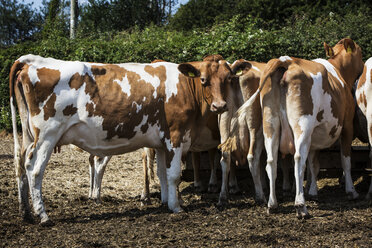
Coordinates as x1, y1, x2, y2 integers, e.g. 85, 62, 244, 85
0, 135, 371, 247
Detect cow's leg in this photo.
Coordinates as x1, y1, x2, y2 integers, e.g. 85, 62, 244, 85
248, 133, 266, 204
16, 137, 33, 222
307, 150, 319, 200
141, 149, 152, 205
25, 141, 55, 226
218, 152, 230, 206
264, 134, 280, 213
293, 139, 311, 219
208, 148, 218, 193
340, 126, 359, 200
91, 156, 111, 203
229, 163, 240, 194
88, 154, 95, 199
166, 147, 183, 213
365, 119, 372, 200
156, 149, 168, 204
192, 152, 204, 192
281, 156, 292, 196
367, 149, 372, 200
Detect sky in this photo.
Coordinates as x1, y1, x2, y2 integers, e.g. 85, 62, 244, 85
22, 0, 189, 11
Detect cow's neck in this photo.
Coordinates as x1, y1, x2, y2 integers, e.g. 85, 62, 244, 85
188, 77, 212, 122
328, 57, 361, 88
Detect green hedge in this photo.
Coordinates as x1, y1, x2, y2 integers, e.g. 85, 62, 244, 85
1, 13, 371, 131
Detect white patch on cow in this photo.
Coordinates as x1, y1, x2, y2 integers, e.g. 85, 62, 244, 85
132, 102, 142, 113
27, 66, 40, 85
133, 115, 148, 133
279, 56, 292, 62
143, 96, 146, 102
118, 63, 161, 98
313, 58, 344, 87
114, 75, 131, 96
164, 138, 172, 152
251, 65, 260, 72
164, 63, 181, 102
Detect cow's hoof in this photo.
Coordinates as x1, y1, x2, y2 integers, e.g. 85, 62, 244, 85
40, 217, 54, 227
22, 213, 34, 224
140, 197, 151, 206
255, 196, 267, 206
172, 207, 184, 213
266, 206, 278, 214
229, 185, 240, 195
194, 185, 206, 193
208, 184, 219, 193
347, 191, 359, 200
307, 194, 318, 202
295, 205, 310, 219
217, 197, 228, 208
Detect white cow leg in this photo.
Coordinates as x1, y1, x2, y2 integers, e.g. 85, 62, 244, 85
340, 153, 358, 200
26, 141, 55, 226
156, 149, 168, 204
208, 149, 218, 193
166, 148, 183, 213
92, 156, 111, 203
294, 143, 310, 219
218, 152, 230, 206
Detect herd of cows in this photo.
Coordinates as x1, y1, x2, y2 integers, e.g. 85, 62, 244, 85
8, 38, 372, 226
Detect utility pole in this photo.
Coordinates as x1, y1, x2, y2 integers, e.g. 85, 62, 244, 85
70, 0, 78, 39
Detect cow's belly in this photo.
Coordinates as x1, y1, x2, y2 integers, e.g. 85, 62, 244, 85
310, 123, 342, 150
189, 126, 219, 152
58, 122, 163, 157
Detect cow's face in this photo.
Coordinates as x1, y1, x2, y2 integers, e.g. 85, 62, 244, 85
178, 59, 251, 114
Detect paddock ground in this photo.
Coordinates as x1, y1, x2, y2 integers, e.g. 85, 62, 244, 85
0, 134, 371, 247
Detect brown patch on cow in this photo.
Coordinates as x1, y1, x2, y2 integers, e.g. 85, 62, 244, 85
316, 110, 324, 122
69, 72, 85, 90
140, 123, 149, 133
43, 93, 56, 120
34, 67, 60, 105
357, 92, 367, 107
357, 65, 367, 89
80, 64, 167, 141
63, 104, 77, 116
329, 125, 338, 138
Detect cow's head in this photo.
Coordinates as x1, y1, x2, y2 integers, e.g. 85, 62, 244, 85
324, 38, 364, 85
178, 56, 250, 114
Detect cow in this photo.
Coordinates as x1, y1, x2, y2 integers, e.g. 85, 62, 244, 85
87, 56, 224, 204
355, 57, 372, 200
222, 38, 364, 218
218, 59, 267, 204
10, 54, 251, 225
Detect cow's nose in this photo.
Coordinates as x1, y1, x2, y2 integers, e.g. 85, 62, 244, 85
211, 101, 227, 113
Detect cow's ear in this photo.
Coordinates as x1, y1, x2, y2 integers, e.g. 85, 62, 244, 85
178, 63, 201, 78
231, 60, 252, 76
342, 38, 355, 53
324, 42, 334, 58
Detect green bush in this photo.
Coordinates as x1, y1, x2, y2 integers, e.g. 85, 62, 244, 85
1, 12, 371, 131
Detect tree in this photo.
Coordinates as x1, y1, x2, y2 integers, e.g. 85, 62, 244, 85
70, 0, 78, 38
0, 0, 42, 46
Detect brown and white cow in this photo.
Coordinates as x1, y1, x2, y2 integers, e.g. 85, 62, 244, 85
218, 59, 267, 204
10, 55, 250, 225
224, 38, 364, 218
355, 57, 372, 200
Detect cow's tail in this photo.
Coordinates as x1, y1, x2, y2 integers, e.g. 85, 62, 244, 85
9, 60, 24, 177
219, 59, 289, 153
